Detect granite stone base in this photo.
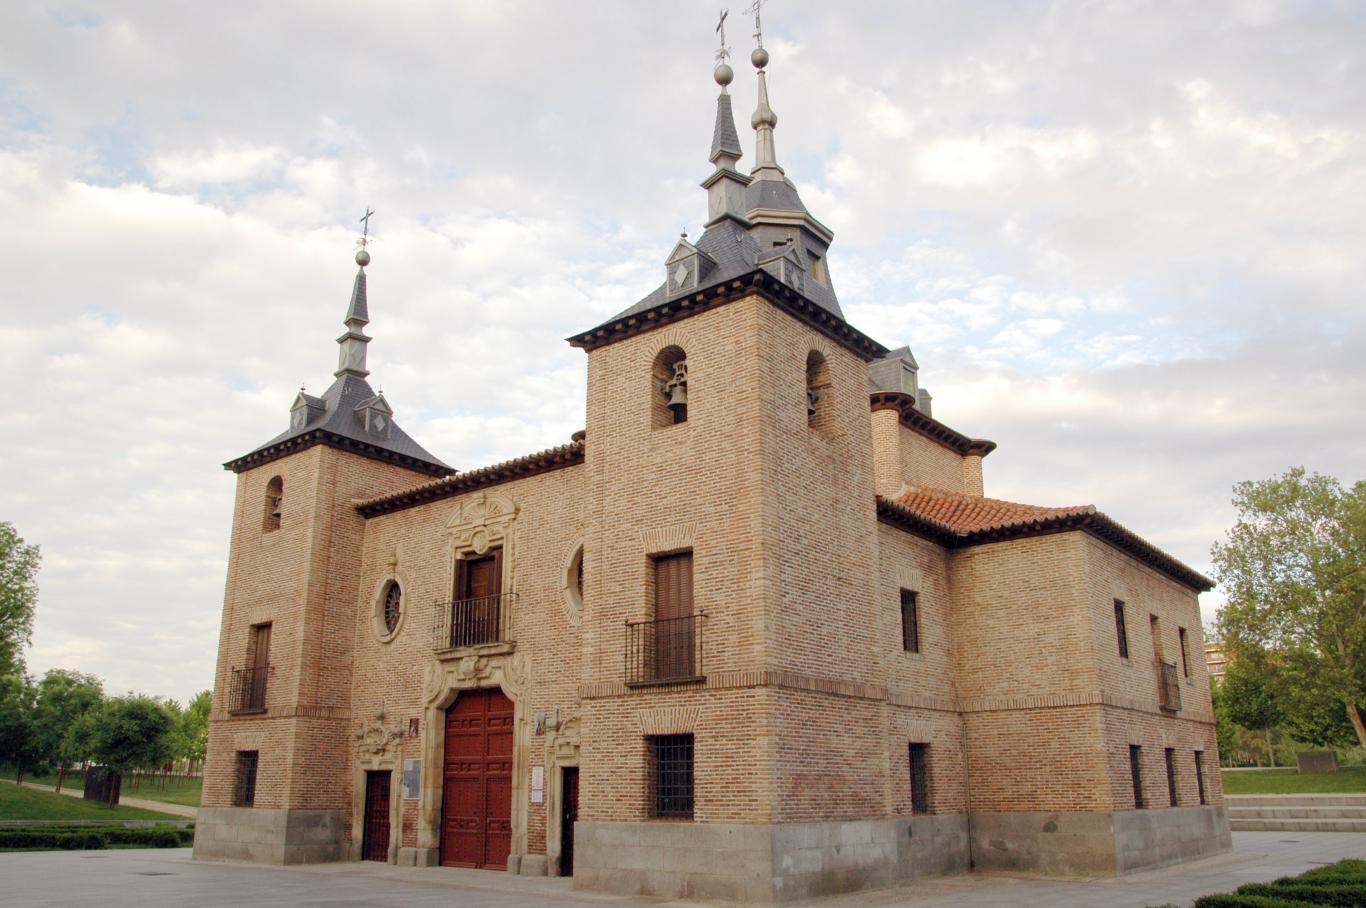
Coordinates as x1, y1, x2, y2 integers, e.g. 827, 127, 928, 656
193, 807, 345, 865
574, 815, 969, 904
971, 805, 1231, 877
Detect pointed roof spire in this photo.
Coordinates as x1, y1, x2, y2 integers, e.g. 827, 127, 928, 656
703, 11, 752, 228
748, 16, 783, 179
336, 236, 373, 379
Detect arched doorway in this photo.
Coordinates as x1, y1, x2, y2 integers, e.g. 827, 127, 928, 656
440, 687, 514, 869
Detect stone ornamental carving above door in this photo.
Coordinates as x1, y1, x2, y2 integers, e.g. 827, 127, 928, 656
447, 491, 518, 551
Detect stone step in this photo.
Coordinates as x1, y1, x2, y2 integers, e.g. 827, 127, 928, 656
1229, 817, 1366, 833
1228, 806, 1366, 819
1225, 793, 1366, 807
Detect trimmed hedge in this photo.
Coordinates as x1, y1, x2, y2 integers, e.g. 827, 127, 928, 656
1238, 884, 1366, 906
1189, 860, 1366, 908
0, 826, 193, 850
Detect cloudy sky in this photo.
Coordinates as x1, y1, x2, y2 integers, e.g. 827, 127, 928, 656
2, 1, 1362, 705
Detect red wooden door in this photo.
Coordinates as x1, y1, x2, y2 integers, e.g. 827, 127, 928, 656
361, 771, 391, 862
441, 688, 514, 869
654, 553, 694, 679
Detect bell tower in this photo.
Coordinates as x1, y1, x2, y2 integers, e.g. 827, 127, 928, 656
196, 235, 452, 865
567, 23, 894, 902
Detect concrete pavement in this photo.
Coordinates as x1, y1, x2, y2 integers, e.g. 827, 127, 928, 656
1, 831, 1362, 908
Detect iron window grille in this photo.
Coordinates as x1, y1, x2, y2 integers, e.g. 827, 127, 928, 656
1165, 747, 1178, 807
625, 614, 705, 685
1129, 745, 1145, 809
228, 665, 269, 714
1195, 751, 1207, 805
647, 734, 694, 820
1114, 600, 1129, 658
382, 581, 402, 634
901, 590, 920, 654
233, 751, 259, 807
435, 593, 513, 650
1156, 660, 1182, 712
909, 742, 930, 814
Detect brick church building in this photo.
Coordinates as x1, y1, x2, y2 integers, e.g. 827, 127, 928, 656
195, 33, 1230, 904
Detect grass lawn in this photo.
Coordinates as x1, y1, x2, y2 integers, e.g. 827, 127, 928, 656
1221, 765, 1366, 795
120, 775, 201, 808
0, 783, 185, 821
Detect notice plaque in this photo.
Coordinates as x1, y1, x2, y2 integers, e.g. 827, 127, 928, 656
530, 766, 544, 804
402, 759, 421, 800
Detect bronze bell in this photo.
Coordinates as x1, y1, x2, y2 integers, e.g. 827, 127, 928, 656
667, 381, 689, 412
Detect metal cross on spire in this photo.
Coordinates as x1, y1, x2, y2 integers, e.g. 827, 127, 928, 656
715, 9, 730, 64
746, 0, 767, 49
357, 207, 376, 249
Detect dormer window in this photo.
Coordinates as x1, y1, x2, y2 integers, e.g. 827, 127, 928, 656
263, 477, 283, 532
653, 346, 689, 427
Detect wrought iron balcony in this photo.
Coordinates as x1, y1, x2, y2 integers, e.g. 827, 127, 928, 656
1156, 659, 1181, 712
228, 665, 269, 714
625, 614, 706, 686
436, 593, 513, 650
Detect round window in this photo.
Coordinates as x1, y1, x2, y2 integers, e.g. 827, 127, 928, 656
382, 581, 402, 634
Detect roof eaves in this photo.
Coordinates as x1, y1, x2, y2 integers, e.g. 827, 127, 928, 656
869, 391, 996, 457
356, 440, 586, 518
567, 270, 887, 362
223, 429, 454, 479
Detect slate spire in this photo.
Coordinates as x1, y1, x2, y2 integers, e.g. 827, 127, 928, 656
703, 50, 752, 228
335, 251, 372, 379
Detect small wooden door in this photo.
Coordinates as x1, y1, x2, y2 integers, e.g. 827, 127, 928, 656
654, 553, 694, 679
441, 688, 514, 869
560, 767, 579, 877
249, 623, 271, 708
361, 771, 391, 862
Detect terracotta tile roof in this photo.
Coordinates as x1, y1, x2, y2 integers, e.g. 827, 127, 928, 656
878, 485, 1213, 593
893, 485, 1093, 534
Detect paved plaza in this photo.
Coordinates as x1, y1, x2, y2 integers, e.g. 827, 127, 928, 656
2, 832, 1362, 908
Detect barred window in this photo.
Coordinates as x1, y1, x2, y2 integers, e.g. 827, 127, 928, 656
1195, 751, 1207, 805
901, 589, 920, 654
382, 581, 402, 634
909, 742, 930, 814
647, 734, 694, 819
1129, 745, 1144, 809
1114, 600, 1129, 659
1165, 747, 1178, 807
233, 751, 259, 807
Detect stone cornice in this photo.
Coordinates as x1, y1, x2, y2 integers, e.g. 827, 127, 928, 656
875, 497, 1214, 593
869, 391, 996, 457
356, 440, 585, 518
566, 271, 889, 362
223, 429, 453, 478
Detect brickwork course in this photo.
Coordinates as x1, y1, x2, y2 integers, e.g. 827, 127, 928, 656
196, 34, 1228, 904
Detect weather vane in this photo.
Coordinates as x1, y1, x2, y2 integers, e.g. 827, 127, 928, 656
715, 9, 730, 65
357, 207, 376, 249
746, 0, 767, 50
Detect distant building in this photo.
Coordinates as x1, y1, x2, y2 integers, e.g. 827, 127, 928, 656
1206, 642, 1229, 682
194, 29, 1231, 905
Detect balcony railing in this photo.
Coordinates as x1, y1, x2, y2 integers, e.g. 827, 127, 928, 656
436, 593, 513, 650
228, 665, 268, 714
625, 614, 706, 686
1156, 659, 1181, 712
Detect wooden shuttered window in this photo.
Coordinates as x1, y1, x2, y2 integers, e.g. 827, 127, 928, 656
901, 590, 920, 653
653, 553, 695, 680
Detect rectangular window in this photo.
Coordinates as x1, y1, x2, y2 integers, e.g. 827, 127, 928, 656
1178, 627, 1190, 677
1114, 600, 1129, 659
233, 751, 259, 807
908, 743, 930, 814
1165, 747, 1178, 806
900, 590, 921, 653
653, 553, 696, 681
647, 734, 694, 819
1195, 751, 1207, 805
1129, 745, 1144, 809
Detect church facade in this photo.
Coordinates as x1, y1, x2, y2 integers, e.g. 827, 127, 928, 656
194, 39, 1230, 905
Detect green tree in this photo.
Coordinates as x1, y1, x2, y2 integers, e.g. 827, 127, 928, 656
1209, 677, 1239, 766
88, 695, 174, 805
32, 669, 104, 791
0, 673, 40, 782
179, 690, 211, 774
1219, 653, 1284, 766
0, 522, 41, 677
1212, 468, 1366, 751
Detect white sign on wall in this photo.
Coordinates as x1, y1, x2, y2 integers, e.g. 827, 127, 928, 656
530, 766, 544, 804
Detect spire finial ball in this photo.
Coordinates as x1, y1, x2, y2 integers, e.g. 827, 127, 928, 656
356, 249, 371, 267
751, 46, 769, 69
714, 62, 734, 86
